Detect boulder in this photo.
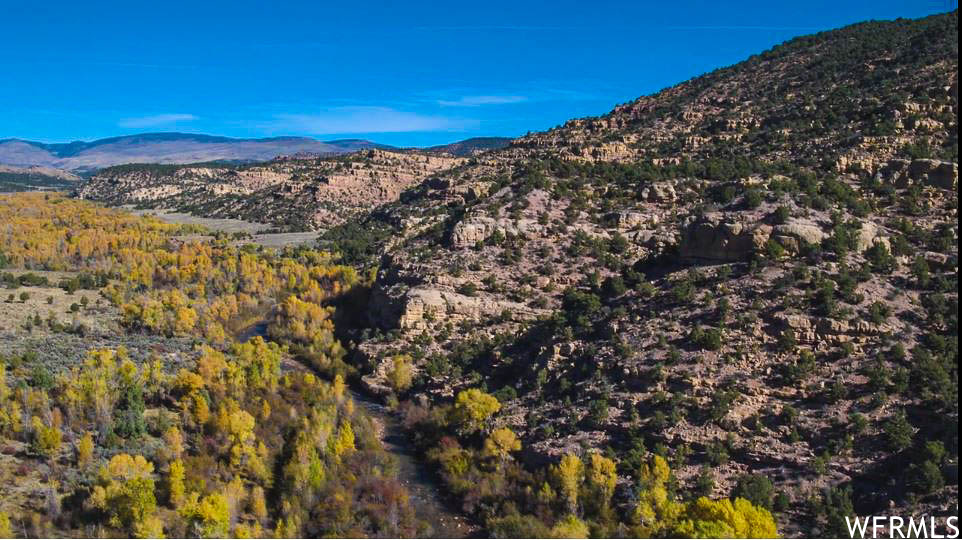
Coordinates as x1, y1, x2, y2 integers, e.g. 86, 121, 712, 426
678, 214, 772, 262
641, 183, 677, 203
610, 211, 646, 230
925, 161, 958, 190
777, 313, 813, 331
452, 181, 492, 201
773, 219, 826, 253
907, 159, 941, 180
817, 318, 850, 335
450, 216, 495, 247
856, 222, 890, 252
923, 251, 951, 270
395, 286, 536, 330
875, 159, 910, 185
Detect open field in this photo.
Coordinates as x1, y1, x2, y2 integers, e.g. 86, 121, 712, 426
0, 271, 116, 336
128, 207, 322, 247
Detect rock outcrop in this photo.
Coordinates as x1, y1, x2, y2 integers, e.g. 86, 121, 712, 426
856, 221, 890, 252
370, 283, 542, 331
772, 218, 827, 253
640, 182, 677, 203
449, 216, 543, 248
678, 214, 772, 262
875, 158, 959, 190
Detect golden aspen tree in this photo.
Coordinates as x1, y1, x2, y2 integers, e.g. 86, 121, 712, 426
549, 514, 589, 539
163, 425, 184, 460
30, 416, 62, 458
259, 398, 271, 421
88, 454, 158, 536
386, 354, 413, 392
180, 492, 230, 538
76, 431, 94, 466
0, 512, 11, 539
483, 427, 521, 466
553, 454, 584, 514
167, 460, 186, 507
453, 388, 501, 432
224, 476, 247, 532
586, 453, 618, 510
329, 422, 355, 460
249, 485, 268, 523
332, 374, 346, 401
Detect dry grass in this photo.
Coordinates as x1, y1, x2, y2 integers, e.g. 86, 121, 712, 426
129, 208, 321, 247
0, 273, 117, 337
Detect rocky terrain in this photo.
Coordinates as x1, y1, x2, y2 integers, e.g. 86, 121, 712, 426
310, 11, 958, 536
77, 149, 465, 230
0, 164, 81, 191
59, 10, 959, 537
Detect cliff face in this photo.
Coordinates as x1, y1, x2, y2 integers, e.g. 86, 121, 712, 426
77, 149, 465, 230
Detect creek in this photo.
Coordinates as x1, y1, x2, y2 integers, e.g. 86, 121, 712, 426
237, 320, 475, 538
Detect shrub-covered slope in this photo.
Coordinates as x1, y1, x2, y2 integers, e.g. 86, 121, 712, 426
323, 11, 958, 537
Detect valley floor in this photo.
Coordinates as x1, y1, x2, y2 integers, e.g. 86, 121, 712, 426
127, 207, 322, 247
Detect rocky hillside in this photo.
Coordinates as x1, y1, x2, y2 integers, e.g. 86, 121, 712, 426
318, 11, 958, 536
0, 164, 81, 191
516, 14, 957, 169
77, 149, 465, 230
423, 137, 513, 156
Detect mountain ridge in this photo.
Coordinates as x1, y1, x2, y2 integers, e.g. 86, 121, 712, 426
0, 132, 396, 172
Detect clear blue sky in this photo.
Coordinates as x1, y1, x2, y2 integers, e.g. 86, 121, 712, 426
1, 0, 956, 146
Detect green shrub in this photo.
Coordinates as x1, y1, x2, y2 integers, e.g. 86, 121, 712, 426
883, 410, 913, 452
732, 474, 775, 509
691, 326, 723, 351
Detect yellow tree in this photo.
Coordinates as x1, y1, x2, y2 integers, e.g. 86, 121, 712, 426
249, 485, 268, 523
180, 492, 230, 538
87, 454, 159, 536
673, 497, 777, 538
0, 512, 11, 539
76, 431, 95, 466
483, 427, 521, 466
453, 389, 501, 432
30, 416, 62, 459
163, 426, 184, 461
550, 514, 589, 539
553, 454, 584, 513
386, 354, 413, 393
167, 460, 186, 507
585, 453, 618, 518
173, 306, 198, 335
329, 421, 356, 461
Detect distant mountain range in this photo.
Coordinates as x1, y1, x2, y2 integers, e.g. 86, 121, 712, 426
0, 133, 398, 173
0, 132, 514, 175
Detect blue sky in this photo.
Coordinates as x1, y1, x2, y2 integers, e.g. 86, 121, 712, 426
1, 0, 956, 146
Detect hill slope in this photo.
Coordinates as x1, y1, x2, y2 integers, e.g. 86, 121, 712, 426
423, 137, 513, 156
0, 164, 81, 191
77, 149, 465, 230
316, 11, 958, 537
